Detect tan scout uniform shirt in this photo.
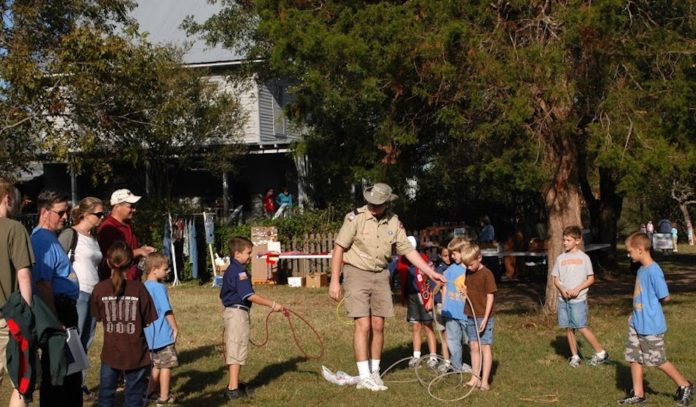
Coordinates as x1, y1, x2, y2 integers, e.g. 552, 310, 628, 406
335, 206, 413, 272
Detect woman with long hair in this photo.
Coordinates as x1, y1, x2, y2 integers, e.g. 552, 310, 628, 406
58, 197, 104, 399
91, 241, 156, 407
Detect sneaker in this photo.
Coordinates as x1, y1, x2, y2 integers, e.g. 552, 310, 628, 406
407, 356, 419, 369
437, 361, 452, 374
589, 351, 609, 366
569, 355, 581, 368
618, 390, 646, 405
370, 371, 387, 390
156, 395, 176, 406
224, 388, 243, 400
676, 381, 694, 405
239, 382, 255, 396
427, 357, 438, 369
143, 392, 159, 404
356, 375, 387, 391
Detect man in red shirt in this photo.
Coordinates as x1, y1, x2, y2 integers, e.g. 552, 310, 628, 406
97, 189, 155, 281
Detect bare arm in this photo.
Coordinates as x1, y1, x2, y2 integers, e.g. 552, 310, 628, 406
165, 312, 178, 342
553, 276, 569, 299
329, 244, 345, 301
478, 293, 495, 332
405, 251, 447, 284
569, 275, 595, 297
17, 267, 32, 306
248, 294, 283, 311
660, 295, 672, 303
133, 245, 156, 258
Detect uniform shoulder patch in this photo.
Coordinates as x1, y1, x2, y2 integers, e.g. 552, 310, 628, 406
238, 272, 248, 280
347, 208, 361, 221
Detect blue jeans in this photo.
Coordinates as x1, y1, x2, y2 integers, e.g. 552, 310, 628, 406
445, 318, 468, 371
98, 363, 149, 407
77, 290, 97, 387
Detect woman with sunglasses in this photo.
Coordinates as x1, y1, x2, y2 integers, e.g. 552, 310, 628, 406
58, 196, 105, 400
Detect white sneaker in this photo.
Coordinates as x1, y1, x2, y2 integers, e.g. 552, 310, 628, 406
407, 356, 419, 368
427, 357, 438, 369
569, 355, 581, 368
370, 371, 387, 389
437, 361, 452, 373
356, 375, 387, 391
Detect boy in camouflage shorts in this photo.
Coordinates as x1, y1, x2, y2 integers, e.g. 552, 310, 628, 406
618, 233, 693, 405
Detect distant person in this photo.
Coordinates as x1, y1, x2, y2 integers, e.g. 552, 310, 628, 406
58, 197, 105, 401
0, 178, 34, 407
97, 189, 156, 281
221, 237, 283, 401
646, 220, 654, 241
91, 242, 156, 406
143, 253, 179, 405
262, 188, 276, 218
479, 216, 495, 243
639, 224, 647, 234
31, 190, 82, 405
551, 226, 608, 368
275, 187, 294, 208
617, 233, 693, 405
672, 225, 679, 252
461, 243, 497, 390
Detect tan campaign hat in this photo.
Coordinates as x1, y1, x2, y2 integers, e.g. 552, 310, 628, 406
110, 189, 142, 206
363, 183, 398, 205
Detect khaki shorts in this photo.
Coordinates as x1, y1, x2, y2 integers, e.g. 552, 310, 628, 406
0, 318, 7, 381
224, 308, 250, 365
151, 344, 179, 369
624, 326, 667, 367
343, 264, 394, 318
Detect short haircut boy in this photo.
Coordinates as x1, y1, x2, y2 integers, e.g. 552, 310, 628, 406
447, 237, 469, 253
563, 226, 583, 239
228, 237, 253, 255
460, 244, 482, 265
145, 252, 168, 274
626, 232, 651, 250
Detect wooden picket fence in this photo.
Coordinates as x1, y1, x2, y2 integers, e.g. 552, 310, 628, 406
281, 229, 449, 277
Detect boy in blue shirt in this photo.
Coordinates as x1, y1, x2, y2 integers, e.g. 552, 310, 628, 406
441, 237, 470, 373
618, 232, 693, 405
143, 253, 179, 405
221, 237, 283, 401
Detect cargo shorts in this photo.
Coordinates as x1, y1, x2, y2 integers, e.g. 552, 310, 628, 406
151, 344, 179, 369
343, 264, 394, 318
223, 307, 250, 365
624, 326, 667, 367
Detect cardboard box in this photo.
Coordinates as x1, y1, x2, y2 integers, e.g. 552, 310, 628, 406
306, 273, 328, 288
287, 276, 305, 288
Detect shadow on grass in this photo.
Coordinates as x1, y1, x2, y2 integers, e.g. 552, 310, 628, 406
250, 356, 305, 386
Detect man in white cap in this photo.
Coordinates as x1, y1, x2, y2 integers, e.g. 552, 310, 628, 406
97, 189, 155, 281
329, 182, 446, 391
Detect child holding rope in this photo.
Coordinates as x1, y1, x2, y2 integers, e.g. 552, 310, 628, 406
441, 237, 470, 373
221, 237, 283, 401
398, 236, 438, 369
433, 245, 451, 373
618, 232, 693, 405
551, 226, 608, 368
143, 253, 179, 405
461, 243, 496, 390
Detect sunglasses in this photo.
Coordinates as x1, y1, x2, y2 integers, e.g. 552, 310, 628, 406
50, 209, 69, 218
90, 212, 105, 218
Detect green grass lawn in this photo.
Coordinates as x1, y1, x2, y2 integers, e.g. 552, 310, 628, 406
2, 246, 695, 406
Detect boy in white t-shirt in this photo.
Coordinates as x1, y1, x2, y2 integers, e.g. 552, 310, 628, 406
552, 226, 608, 368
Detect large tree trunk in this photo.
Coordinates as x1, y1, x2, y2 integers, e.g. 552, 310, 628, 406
678, 203, 694, 246
543, 136, 583, 314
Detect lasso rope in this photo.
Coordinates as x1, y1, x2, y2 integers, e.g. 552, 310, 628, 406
221, 307, 325, 361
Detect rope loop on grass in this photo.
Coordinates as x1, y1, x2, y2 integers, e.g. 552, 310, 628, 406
250, 307, 325, 360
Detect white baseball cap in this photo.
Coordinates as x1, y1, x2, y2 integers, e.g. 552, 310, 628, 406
110, 189, 142, 206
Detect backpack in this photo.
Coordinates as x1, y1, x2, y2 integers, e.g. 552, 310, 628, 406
58, 227, 79, 263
